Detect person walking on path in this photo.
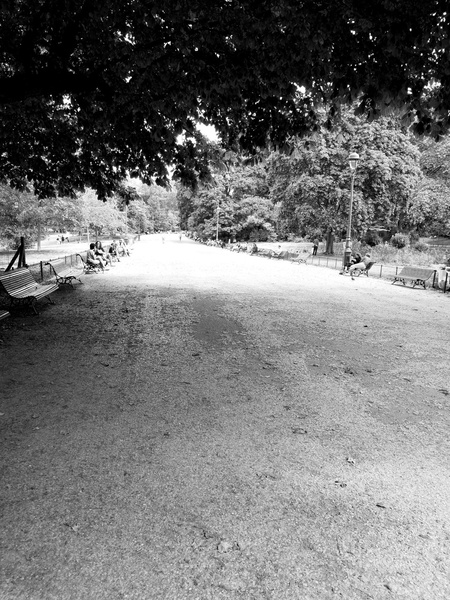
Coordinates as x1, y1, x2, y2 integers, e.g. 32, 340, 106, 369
325, 228, 334, 255
312, 238, 319, 256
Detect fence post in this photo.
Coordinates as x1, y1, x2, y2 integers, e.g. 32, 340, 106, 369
444, 273, 448, 294
40, 261, 44, 282
380, 265, 382, 278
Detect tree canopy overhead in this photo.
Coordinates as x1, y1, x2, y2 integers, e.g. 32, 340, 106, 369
1, 0, 449, 198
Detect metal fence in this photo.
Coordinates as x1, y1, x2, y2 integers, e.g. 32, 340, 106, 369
3, 238, 449, 293
303, 254, 449, 292
25, 252, 87, 284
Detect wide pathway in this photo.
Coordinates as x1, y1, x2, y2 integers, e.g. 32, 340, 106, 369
1, 234, 449, 600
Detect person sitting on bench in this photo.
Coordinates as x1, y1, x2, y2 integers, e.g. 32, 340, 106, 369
94, 240, 113, 266
349, 253, 371, 280
108, 240, 120, 262
87, 242, 107, 271
118, 239, 130, 256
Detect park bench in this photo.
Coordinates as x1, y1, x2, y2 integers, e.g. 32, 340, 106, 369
0, 267, 59, 314
392, 266, 436, 289
0, 309, 10, 321
269, 250, 308, 264
286, 251, 308, 265
254, 248, 273, 259
76, 253, 103, 274
46, 256, 84, 287
351, 261, 376, 277
270, 250, 288, 260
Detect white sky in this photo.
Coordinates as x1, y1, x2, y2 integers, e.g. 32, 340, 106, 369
197, 123, 219, 142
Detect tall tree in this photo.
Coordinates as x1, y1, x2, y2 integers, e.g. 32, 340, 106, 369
129, 180, 178, 232
178, 166, 275, 241
78, 189, 125, 237
268, 113, 422, 239
408, 135, 450, 235
408, 178, 450, 236
0, 1, 449, 198
0, 185, 40, 247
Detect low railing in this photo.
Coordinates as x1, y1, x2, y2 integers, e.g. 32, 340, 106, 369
298, 254, 449, 292
23, 253, 86, 284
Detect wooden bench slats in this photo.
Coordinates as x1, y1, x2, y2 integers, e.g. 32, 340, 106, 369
392, 267, 436, 289
271, 250, 289, 260
47, 259, 84, 287
0, 268, 59, 314
286, 251, 307, 264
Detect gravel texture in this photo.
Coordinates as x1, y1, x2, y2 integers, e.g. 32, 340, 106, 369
0, 234, 449, 600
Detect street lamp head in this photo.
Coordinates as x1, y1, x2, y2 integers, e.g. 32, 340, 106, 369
348, 152, 359, 171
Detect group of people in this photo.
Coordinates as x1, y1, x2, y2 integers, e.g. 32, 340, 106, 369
86, 239, 131, 271
339, 251, 372, 279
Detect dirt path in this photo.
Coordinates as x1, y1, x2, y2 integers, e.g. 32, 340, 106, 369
1, 234, 449, 600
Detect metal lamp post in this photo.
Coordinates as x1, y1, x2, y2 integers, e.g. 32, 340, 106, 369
215, 198, 220, 242
343, 152, 360, 271
217, 172, 231, 242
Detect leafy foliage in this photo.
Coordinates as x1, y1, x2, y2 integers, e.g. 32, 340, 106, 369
408, 177, 450, 236
1, 1, 449, 197
413, 241, 430, 252
0, 185, 38, 247
77, 190, 125, 237
0, 181, 179, 248
364, 230, 382, 247
391, 233, 409, 249
129, 181, 179, 232
268, 112, 423, 239
177, 167, 275, 241
418, 136, 450, 183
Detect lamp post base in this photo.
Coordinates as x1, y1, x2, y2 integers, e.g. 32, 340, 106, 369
340, 241, 352, 274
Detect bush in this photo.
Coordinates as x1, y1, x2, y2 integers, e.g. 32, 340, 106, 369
413, 241, 429, 252
391, 233, 409, 249
409, 230, 420, 244
364, 230, 381, 247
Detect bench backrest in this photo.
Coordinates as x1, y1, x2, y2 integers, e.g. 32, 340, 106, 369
0, 267, 38, 294
398, 266, 435, 279
49, 255, 84, 273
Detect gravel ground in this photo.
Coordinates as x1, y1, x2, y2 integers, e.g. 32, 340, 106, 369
0, 234, 449, 600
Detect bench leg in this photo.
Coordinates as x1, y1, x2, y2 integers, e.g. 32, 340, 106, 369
65, 276, 83, 285
411, 280, 425, 289
29, 299, 39, 315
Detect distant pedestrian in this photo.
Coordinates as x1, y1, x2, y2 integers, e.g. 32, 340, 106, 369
312, 238, 319, 255
325, 228, 334, 255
